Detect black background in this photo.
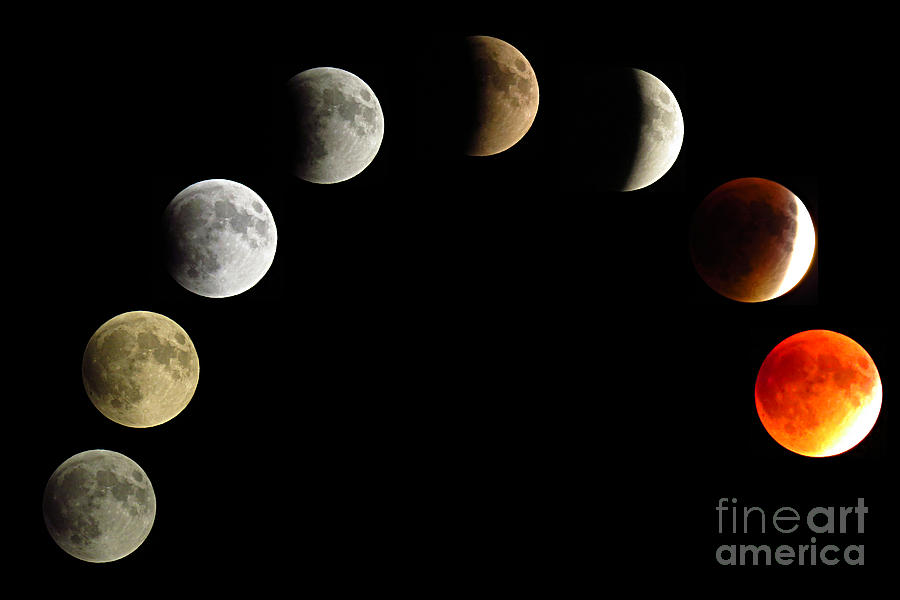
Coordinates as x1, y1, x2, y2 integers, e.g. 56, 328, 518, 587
13, 12, 889, 593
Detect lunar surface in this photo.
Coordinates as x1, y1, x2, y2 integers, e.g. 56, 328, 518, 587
43, 449, 156, 562
82, 311, 199, 427
462, 35, 539, 156
163, 179, 277, 298
286, 67, 384, 183
755, 330, 882, 457
690, 177, 816, 302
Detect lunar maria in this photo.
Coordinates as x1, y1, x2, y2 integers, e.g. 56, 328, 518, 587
714, 498, 868, 566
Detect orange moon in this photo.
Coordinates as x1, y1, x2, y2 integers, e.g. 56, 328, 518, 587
755, 330, 882, 457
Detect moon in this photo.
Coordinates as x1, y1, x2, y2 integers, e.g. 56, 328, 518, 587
755, 330, 882, 457
43, 449, 156, 562
623, 69, 684, 191
558, 67, 682, 191
689, 177, 816, 302
163, 179, 277, 298
286, 67, 384, 184
82, 311, 199, 428
461, 35, 539, 156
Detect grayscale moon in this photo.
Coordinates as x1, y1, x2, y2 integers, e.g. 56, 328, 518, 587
43, 449, 156, 563
623, 69, 684, 191
82, 310, 199, 427
163, 179, 277, 298
286, 67, 384, 184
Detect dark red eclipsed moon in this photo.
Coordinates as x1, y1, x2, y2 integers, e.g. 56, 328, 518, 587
755, 330, 882, 457
690, 177, 815, 302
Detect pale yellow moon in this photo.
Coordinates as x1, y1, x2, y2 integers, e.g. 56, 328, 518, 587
82, 311, 199, 427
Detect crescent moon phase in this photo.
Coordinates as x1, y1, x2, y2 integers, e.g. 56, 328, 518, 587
557, 66, 682, 191
624, 69, 684, 191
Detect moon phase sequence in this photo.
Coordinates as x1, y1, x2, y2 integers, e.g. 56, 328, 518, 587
42, 36, 879, 568
43, 450, 156, 562
82, 311, 199, 428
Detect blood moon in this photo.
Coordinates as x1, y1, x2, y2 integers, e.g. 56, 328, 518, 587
755, 330, 882, 457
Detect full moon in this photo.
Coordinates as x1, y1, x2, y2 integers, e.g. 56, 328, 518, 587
755, 330, 882, 457
286, 67, 384, 184
82, 311, 199, 428
43, 449, 156, 562
461, 35, 539, 156
690, 177, 816, 302
163, 179, 277, 298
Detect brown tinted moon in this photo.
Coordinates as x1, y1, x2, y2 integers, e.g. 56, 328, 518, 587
464, 35, 539, 156
82, 311, 199, 427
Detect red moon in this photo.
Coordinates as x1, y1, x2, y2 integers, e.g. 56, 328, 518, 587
755, 330, 882, 457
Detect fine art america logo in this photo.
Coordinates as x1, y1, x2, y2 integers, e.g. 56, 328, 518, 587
715, 498, 868, 566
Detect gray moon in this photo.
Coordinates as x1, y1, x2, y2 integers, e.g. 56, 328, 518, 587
163, 179, 277, 298
82, 310, 199, 428
623, 69, 684, 191
286, 67, 384, 184
43, 449, 156, 562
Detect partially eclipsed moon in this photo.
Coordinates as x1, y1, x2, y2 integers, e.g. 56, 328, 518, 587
690, 177, 816, 302
82, 311, 199, 428
163, 179, 277, 298
463, 35, 539, 156
755, 330, 882, 457
623, 69, 684, 191
286, 67, 384, 184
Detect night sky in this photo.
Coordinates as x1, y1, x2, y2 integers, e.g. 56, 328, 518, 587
14, 16, 888, 591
